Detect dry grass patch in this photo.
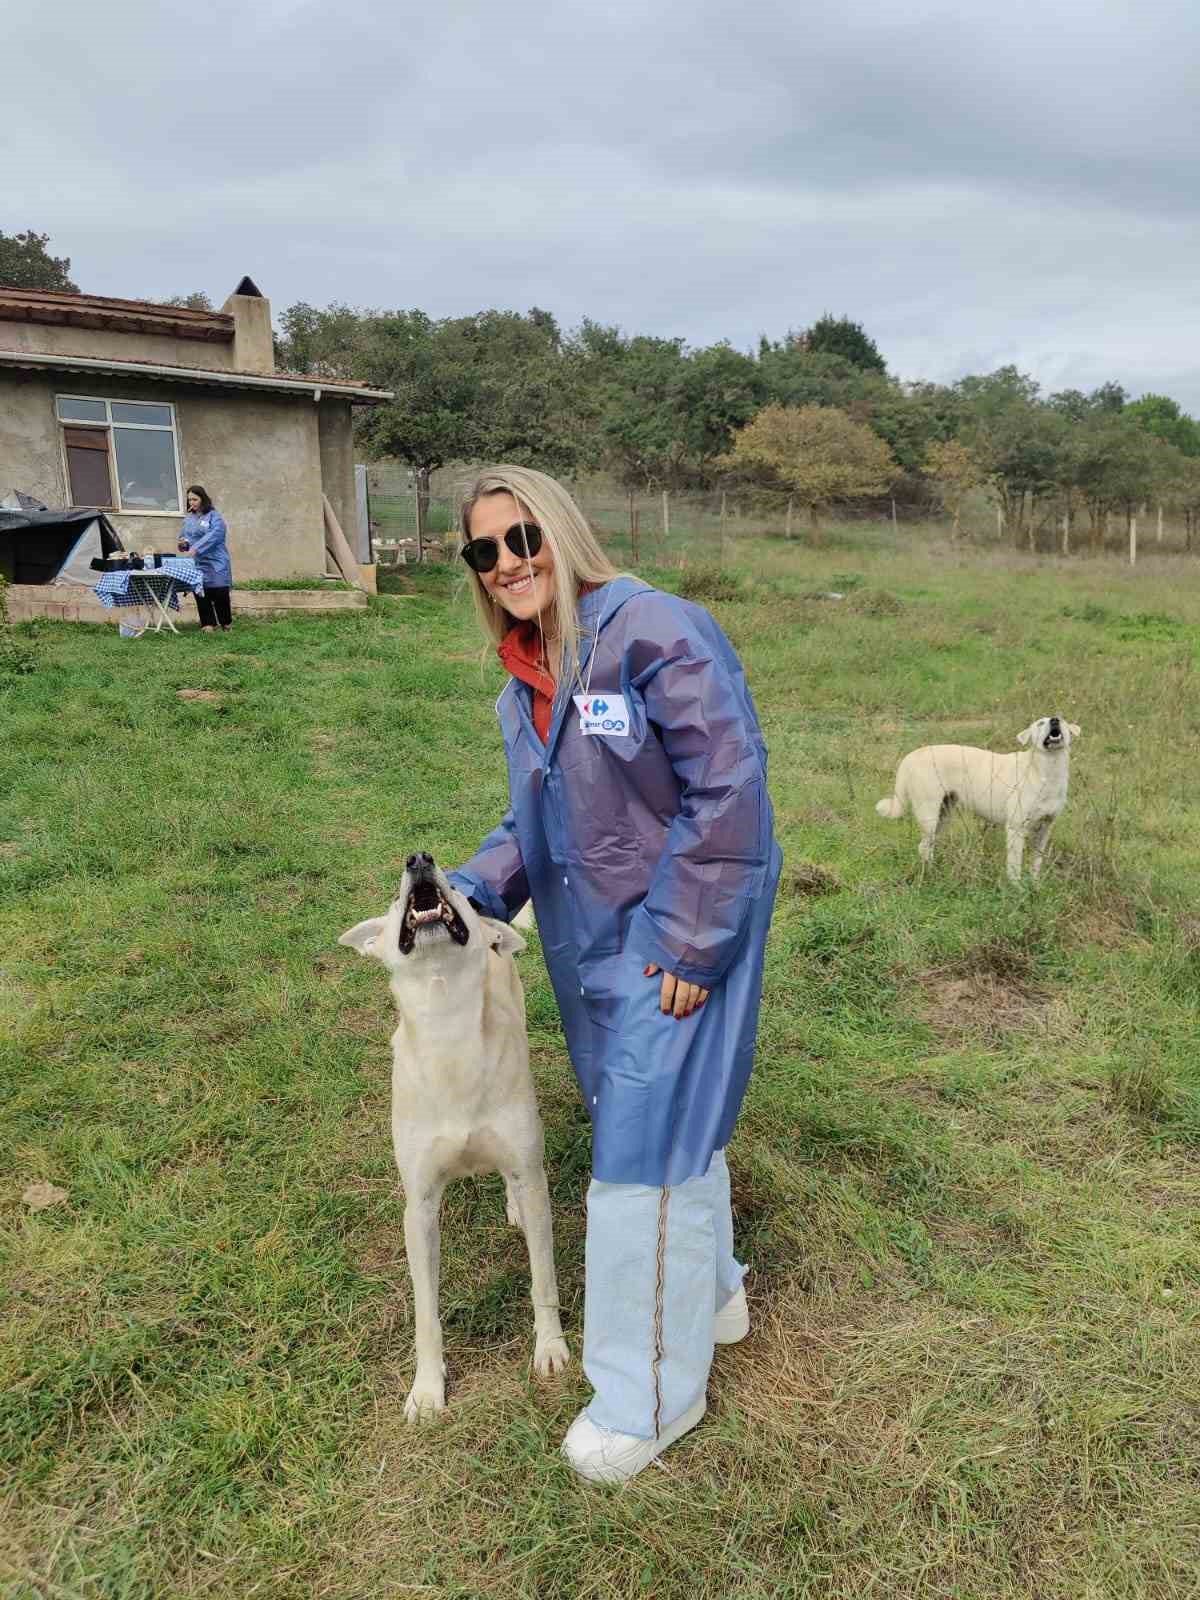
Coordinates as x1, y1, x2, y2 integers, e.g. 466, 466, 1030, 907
787, 861, 843, 898
920, 967, 1047, 1043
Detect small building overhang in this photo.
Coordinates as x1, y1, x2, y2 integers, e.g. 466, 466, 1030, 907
0, 346, 392, 403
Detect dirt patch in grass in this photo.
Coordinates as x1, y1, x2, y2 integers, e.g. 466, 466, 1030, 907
175, 687, 224, 704
786, 861, 842, 898
920, 941, 1049, 1042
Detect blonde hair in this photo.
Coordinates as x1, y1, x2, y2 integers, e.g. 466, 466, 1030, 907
458, 466, 622, 696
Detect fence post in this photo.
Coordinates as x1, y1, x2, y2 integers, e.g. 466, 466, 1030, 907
1062, 509, 1070, 556
891, 497, 898, 531
785, 497, 793, 538
1129, 513, 1137, 567
1157, 503, 1164, 544
996, 505, 1004, 539
631, 506, 641, 565
661, 489, 670, 539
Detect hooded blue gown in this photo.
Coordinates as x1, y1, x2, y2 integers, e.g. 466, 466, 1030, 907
449, 577, 782, 1187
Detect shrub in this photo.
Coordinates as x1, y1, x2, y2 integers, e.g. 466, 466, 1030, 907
675, 566, 744, 603
0, 575, 37, 679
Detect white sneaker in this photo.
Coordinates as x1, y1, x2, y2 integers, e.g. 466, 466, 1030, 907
713, 1285, 750, 1345
561, 1396, 707, 1485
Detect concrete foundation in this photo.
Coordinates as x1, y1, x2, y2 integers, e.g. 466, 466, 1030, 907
7, 584, 367, 624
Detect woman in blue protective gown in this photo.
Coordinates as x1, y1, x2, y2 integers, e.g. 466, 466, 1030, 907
448, 467, 782, 1484
177, 485, 233, 632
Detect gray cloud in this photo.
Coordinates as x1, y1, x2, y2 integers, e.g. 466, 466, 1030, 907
8, 0, 1200, 408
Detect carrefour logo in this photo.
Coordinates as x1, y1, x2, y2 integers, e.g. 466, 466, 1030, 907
572, 691, 631, 738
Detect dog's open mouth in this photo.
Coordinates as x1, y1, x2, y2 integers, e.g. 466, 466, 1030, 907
398, 879, 469, 954
1043, 731, 1064, 747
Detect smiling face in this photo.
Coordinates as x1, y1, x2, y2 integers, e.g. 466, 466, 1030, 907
470, 492, 557, 628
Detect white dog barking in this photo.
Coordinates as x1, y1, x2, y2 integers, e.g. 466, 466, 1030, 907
876, 715, 1080, 881
340, 852, 569, 1420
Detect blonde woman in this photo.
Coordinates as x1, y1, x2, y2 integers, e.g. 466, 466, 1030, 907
448, 467, 781, 1484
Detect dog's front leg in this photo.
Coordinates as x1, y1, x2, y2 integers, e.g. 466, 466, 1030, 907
1029, 817, 1054, 879
403, 1184, 448, 1421
1005, 820, 1027, 882
508, 1169, 570, 1377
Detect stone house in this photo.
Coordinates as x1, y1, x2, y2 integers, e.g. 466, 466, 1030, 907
0, 278, 390, 581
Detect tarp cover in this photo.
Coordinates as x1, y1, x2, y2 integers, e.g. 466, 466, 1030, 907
0, 507, 124, 585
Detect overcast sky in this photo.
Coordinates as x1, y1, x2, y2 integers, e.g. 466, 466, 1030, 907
8, 0, 1200, 408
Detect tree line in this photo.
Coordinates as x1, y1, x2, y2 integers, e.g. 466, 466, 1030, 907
5, 228, 1198, 549
276, 301, 1200, 549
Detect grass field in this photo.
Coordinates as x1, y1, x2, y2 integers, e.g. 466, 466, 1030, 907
3, 526, 1199, 1599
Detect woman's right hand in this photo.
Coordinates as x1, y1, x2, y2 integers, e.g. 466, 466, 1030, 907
643, 963, 709, 1019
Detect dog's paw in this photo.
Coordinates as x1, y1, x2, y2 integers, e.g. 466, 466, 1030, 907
504, 1180, 523, 1230
404, 1376, 446, 1422
533, 1335, 570, 1377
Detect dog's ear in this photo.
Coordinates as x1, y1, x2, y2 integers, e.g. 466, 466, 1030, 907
1016, 723, 1036, 746
1067, 723, 1081, 738
481, 917, 526, 957
339, 917, 387, 958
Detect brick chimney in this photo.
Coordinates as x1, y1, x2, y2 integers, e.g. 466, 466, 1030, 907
221, 275, 274, 374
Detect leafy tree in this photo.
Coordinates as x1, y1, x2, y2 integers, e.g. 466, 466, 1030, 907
1125, 393, 1200, 457
1069, 413, 1160, 548
0, 229, 77, 292
591, 334, 693, 489
1090, 380, 1127, 413
956, 368, 1062, 545
922, 439, 985, 537
355, 307, 592, 534
274, 300, 367, 378
1174, 457, 1200, 551
797, 314, 887, 374
164, 291, 214, 311
725, 404, 898, 539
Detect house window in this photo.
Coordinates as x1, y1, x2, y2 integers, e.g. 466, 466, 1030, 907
56, 396, 182, 513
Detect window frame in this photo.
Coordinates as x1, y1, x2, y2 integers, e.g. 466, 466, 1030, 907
55, 394, 184, 517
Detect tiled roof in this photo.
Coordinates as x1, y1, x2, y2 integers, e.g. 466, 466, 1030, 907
0, 286, 233, 341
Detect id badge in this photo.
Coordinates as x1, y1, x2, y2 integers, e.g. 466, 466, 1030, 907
573, 693, 630, 736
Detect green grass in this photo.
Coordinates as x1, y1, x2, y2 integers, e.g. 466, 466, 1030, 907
2, 529, 1199, 1598
236, 577, 353, 592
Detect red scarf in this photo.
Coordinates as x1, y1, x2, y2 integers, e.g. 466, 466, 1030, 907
498, 622, 556, 743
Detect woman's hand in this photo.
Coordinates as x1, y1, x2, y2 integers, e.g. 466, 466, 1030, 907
643, 964, 709, 1019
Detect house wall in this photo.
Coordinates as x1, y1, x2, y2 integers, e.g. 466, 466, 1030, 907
1, 369, 328, 580
0, 319, 237, 372
317, 400, 357, 546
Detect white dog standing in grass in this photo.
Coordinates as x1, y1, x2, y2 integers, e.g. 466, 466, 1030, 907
340, 851, 569, 1420
876, 715, 1080, 881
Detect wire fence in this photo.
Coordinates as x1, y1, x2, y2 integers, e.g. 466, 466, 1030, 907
363, 464, 894, 567
362, 463, 1200, 567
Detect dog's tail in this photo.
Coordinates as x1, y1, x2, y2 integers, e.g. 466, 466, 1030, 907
875, 794, 904, 820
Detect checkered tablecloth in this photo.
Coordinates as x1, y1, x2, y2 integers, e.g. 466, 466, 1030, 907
94, 558, 205, 612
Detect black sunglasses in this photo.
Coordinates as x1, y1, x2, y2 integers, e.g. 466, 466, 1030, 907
460, 522, 543, 574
